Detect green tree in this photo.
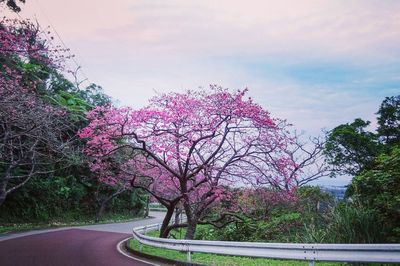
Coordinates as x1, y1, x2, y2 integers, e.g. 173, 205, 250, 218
324, 118, 379, 176
348, 146, 400, 242
377, 95, 400, 145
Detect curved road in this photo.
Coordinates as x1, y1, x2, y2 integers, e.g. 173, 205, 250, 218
0, 211, 165, 266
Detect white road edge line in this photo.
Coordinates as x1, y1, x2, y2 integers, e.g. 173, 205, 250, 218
116, 237, 160, 266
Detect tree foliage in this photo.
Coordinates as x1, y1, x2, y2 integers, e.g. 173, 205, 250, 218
377, 95, 400, 145
195, 186, 334, 243
0, 17, 143, 223
349, 146, 400, 242
324, 118, 379, 176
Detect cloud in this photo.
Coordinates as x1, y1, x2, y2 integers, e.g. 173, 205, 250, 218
79, 0, 400, 60
14, 0, 398, 60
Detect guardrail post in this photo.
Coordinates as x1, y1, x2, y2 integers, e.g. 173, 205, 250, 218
187, 251, 191, 262
144, 225, 147, 235
309, 260, 315, 266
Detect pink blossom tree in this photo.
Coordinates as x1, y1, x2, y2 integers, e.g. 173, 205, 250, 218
0, 18, 72, 206
80, 86, 301, 238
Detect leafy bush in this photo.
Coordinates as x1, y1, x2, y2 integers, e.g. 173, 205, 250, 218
326, 203, 384, 243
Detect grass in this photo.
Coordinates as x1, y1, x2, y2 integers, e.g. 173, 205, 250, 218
0, 213, 148, 234
127, 230, 345, 266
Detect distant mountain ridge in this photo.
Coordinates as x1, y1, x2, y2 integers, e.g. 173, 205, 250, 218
320, 185, 347, 200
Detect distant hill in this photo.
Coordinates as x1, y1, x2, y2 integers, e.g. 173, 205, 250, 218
320, 186, 347, 200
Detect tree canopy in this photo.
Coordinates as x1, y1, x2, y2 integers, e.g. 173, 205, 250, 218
324, 118, 379, 176
377, 95, 400, 145
80, 87, 309, 238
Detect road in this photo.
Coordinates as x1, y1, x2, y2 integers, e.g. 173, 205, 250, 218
0, 211, 165, 266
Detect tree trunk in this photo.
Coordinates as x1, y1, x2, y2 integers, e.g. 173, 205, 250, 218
96, 201, 107, 222
144, 195, 149, 217
95, 187, 126, 222
159, 206, 175, 238
185, 219, 198, 240
0, 179, 8, 207
183, 202, 197, 239
0, 191, 6, 207
174, 207, 181, 225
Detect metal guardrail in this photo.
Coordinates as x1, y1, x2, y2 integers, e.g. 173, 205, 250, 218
148, 207, 167, 211
132, 222, 400, 265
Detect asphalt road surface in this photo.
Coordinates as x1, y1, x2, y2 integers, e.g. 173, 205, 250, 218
0, 211, 165, 266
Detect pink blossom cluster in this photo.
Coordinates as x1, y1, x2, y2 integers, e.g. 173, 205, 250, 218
0, 18, 67, 98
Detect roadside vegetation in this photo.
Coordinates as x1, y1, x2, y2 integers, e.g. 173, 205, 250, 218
127, 230, 345, 266
0, 16, 148, 231
0, 213, 146, 234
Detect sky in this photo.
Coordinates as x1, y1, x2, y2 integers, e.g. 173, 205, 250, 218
3, 0, 400, 186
